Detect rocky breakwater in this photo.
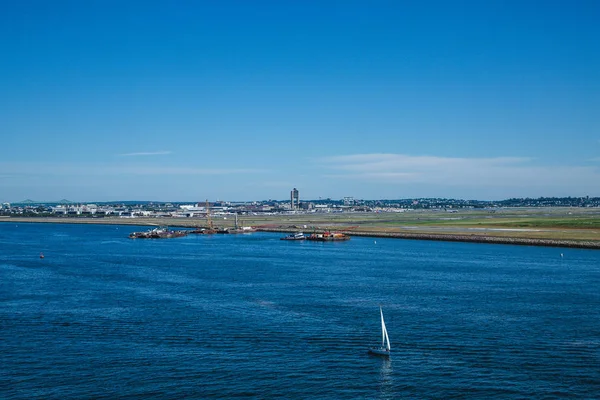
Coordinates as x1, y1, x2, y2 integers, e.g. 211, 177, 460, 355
256, 227, 600, 249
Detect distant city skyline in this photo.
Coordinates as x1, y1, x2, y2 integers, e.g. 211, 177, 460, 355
1, 1, 599, 203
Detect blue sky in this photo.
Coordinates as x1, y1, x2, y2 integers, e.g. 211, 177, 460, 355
1, 0, 599, 202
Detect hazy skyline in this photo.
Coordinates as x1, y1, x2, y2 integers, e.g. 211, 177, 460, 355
1, 1, 599, 202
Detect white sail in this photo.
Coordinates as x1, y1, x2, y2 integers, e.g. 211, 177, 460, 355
380, 307, 391, 351
369, 307, 391, 356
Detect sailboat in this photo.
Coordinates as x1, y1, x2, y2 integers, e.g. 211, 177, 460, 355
369, 306, 391, 356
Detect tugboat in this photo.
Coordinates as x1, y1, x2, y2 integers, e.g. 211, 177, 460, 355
280, 232, 306, 241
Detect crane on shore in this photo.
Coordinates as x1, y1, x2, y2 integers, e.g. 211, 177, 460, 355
206, 199, 214, 230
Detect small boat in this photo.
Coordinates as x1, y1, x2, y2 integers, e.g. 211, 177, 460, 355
369, 307, 391, 357
39, 252, 45, 259
280, 232, 306, 241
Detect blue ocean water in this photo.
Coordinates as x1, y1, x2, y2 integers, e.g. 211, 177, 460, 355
1, 222, 599, 399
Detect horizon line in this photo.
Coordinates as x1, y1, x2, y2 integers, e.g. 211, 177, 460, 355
6, 195, 599, 205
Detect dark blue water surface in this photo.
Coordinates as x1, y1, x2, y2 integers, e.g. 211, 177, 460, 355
1, 223, 599, 399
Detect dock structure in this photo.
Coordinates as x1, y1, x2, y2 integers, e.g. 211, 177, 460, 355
129, 226, 187, 239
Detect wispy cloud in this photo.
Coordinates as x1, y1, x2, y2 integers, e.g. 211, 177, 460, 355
317, 153, 600, 190
0, 163, 267, 176
253, 181, 295, 188
117, 151, 172, 157
110, 166, 266, 175
321, 154, 531, 172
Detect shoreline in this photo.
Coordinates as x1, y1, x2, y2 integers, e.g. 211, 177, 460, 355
2, 217, 600, 250
257, 227, 600, 249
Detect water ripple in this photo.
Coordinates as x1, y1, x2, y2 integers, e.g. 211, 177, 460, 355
1, 224, 599, 398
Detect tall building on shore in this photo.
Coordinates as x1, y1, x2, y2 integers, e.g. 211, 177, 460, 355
290, 188, 299, 210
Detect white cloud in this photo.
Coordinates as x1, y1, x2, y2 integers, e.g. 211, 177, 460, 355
321, 154, 531, 172
117, 151, 172, 157
317, 153, 600, 190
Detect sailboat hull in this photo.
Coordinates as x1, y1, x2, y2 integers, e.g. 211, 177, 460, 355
368, 347, 390, 357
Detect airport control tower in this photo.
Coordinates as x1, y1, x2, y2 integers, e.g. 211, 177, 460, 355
290, 188, 299, 210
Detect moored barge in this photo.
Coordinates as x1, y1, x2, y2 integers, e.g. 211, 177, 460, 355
306, 232, 350, 241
